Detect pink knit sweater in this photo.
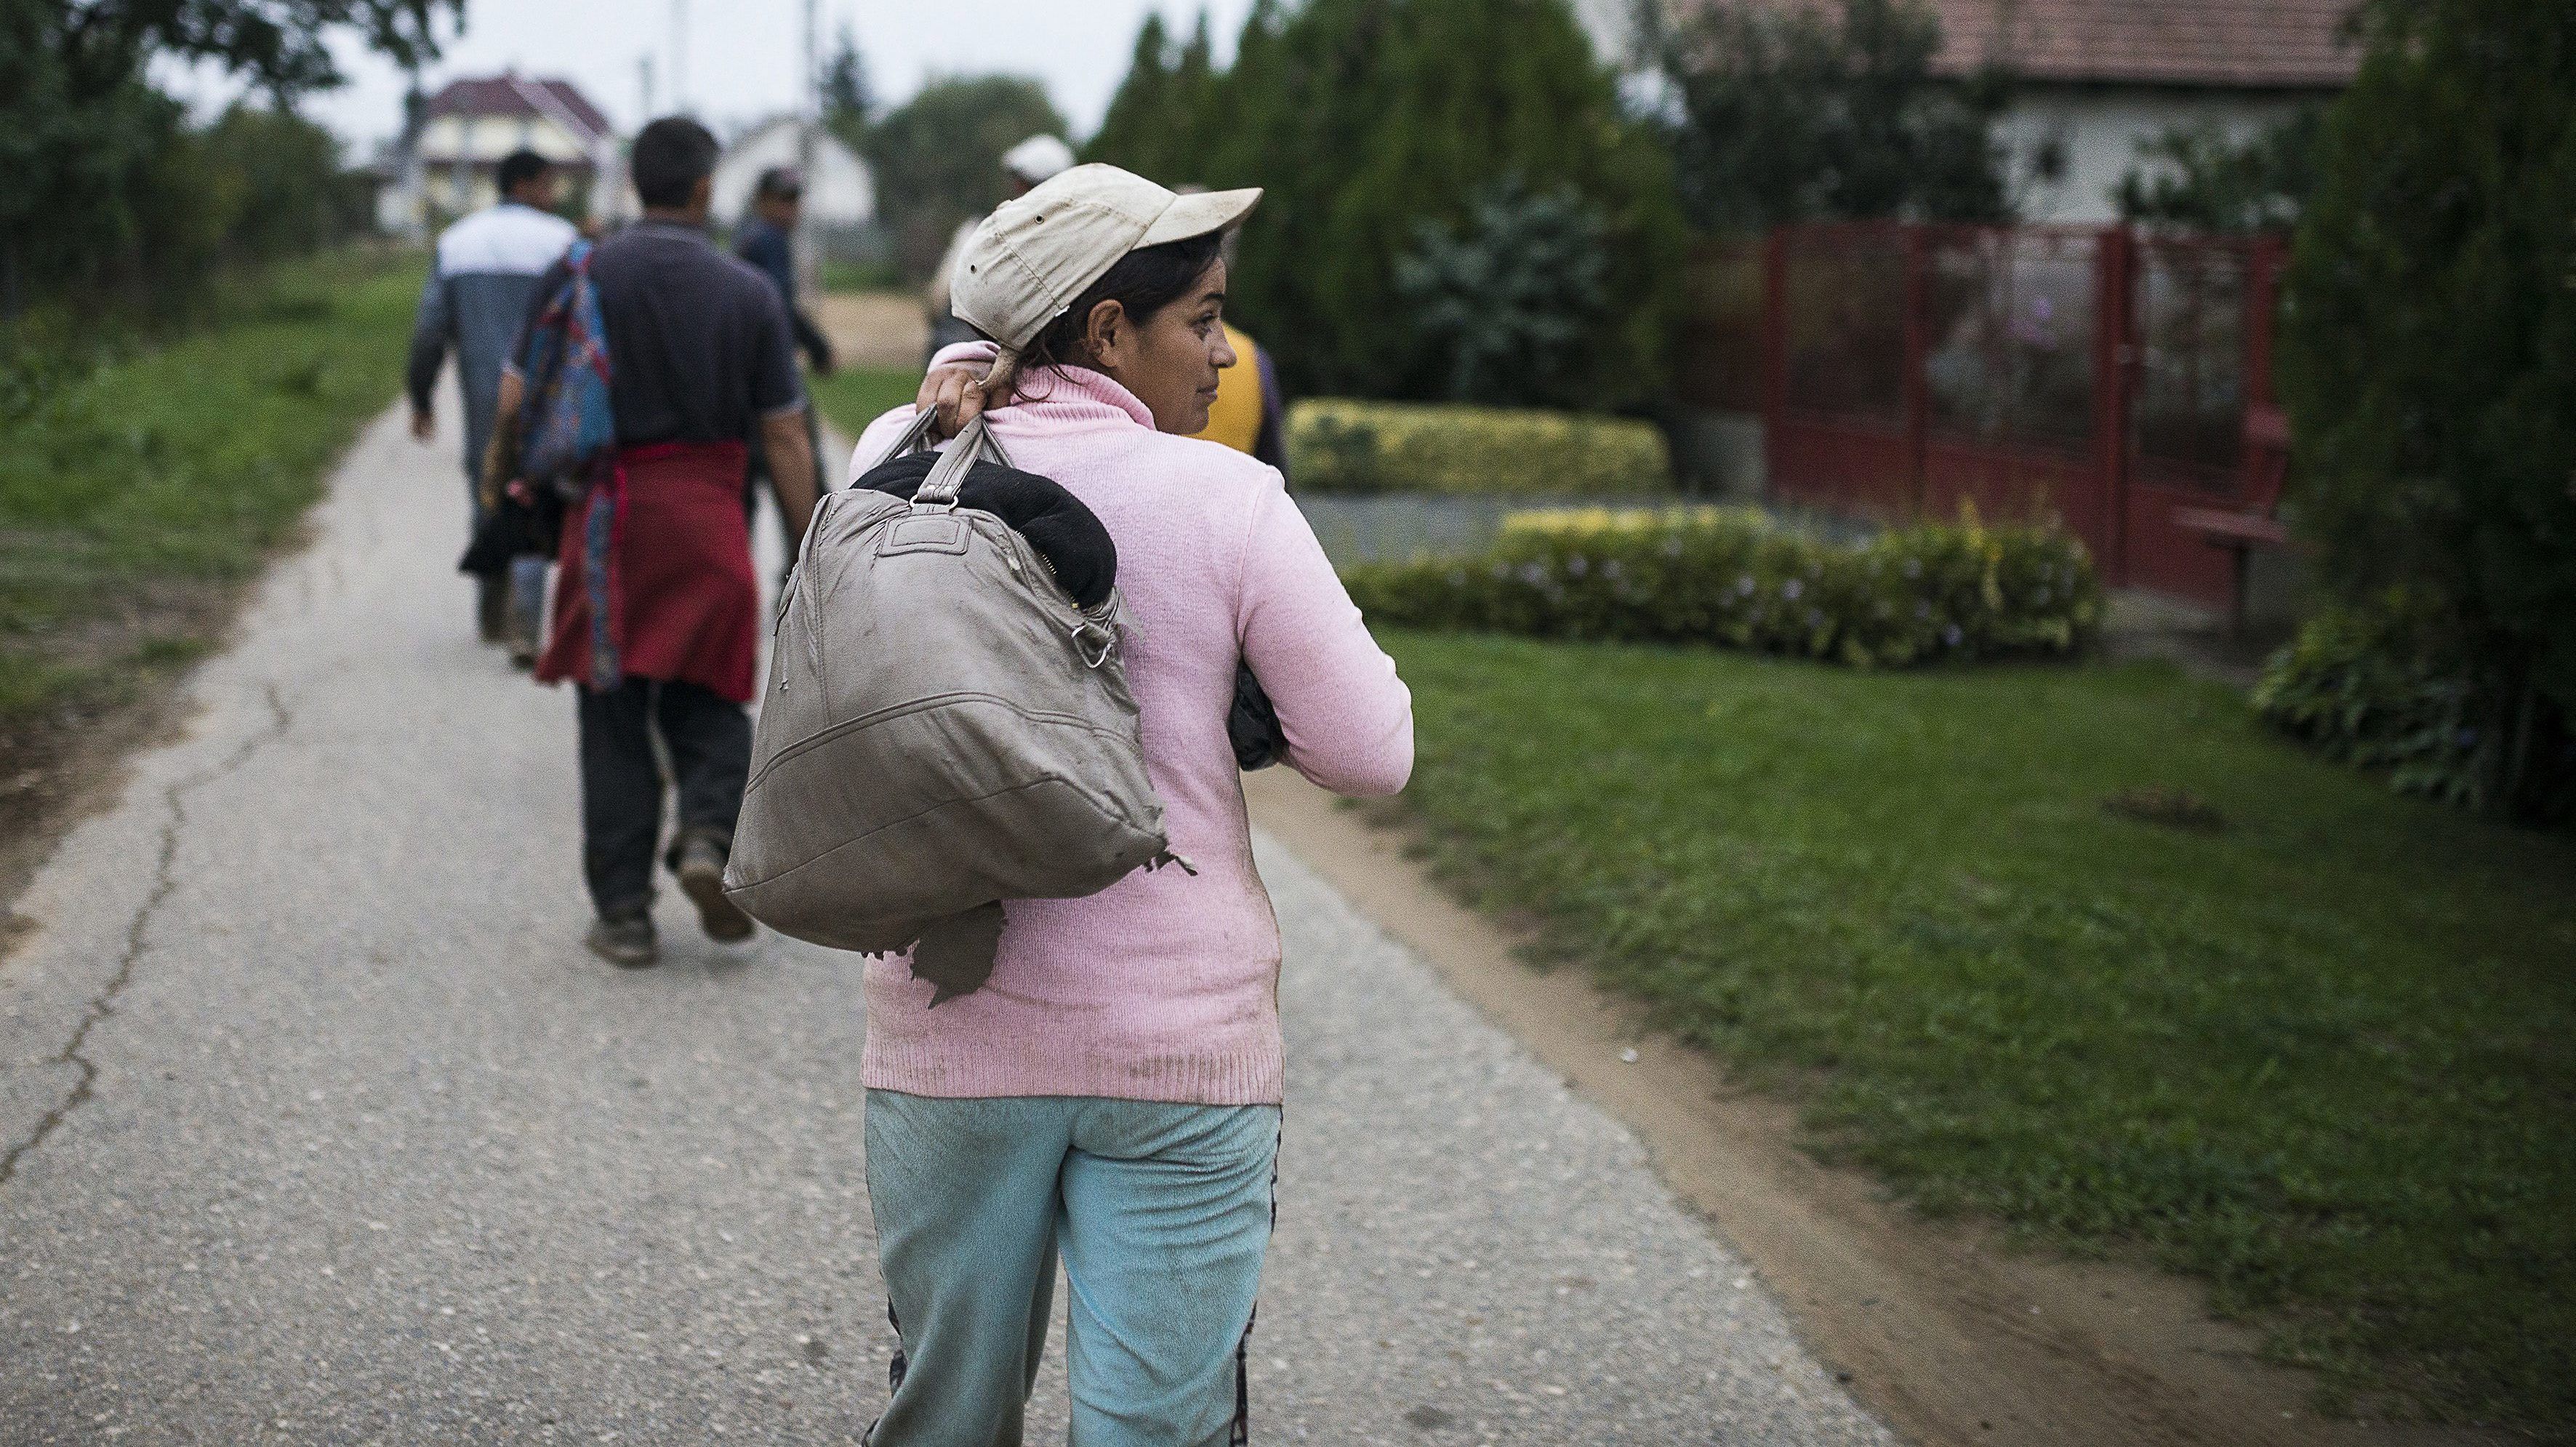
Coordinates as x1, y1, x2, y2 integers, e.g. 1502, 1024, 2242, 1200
848, 350, 1413, 1105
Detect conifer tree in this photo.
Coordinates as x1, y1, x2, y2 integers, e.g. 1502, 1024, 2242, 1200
1085, 15, 1182, 179
1171, 0, 1682, 403
2276, 0, 2576, 815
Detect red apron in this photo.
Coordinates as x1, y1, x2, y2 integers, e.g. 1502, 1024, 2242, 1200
537, 440, 760, 704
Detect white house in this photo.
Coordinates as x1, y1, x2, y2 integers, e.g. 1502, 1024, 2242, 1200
378, 73, 621, 239
1942, 0, 2356, 223
711, 117, 875, 231
1613, 0, 2359, 224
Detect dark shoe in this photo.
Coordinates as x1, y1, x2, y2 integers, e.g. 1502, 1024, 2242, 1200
507, 634, 539, 670
675, 836, 755, 943
585, 911, 659, 968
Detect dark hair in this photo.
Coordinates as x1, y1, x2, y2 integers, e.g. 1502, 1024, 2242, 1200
1012, 229, 1228, 385
496, 148, 553, 199
631, 116, 720, 209
755, 166, 803, 201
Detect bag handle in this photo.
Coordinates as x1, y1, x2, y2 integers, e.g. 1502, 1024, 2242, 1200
859, 404, 1016, 512
912, 414, 1014, 510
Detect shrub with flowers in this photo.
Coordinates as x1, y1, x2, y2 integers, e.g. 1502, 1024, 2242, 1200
1287, 398, 1672, 495
1340, 506, 2101, 666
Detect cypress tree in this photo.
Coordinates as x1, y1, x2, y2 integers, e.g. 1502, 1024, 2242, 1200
1085, 15, 1181, 178
1195, 0, 1683, 404
2276, 0, 2576, 815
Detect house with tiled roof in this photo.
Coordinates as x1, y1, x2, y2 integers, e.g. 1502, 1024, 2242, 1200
1944, 0, 2358, 220
379, 72, 623, 238
1605, 0, 2361, 223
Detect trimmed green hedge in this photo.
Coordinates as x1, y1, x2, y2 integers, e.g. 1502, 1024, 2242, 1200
1341, 507, 2100, 667
1287, 398, 1672, 496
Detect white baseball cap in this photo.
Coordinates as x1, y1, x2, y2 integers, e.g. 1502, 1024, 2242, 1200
999, 134, 1076, 185
951, 163, 1260, 352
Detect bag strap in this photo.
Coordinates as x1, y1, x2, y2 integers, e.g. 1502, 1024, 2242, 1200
908, 413, 1014, 512
866, 406, 942, 468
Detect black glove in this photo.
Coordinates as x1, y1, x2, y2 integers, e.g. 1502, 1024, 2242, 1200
1230, 663, 1285, 771
457, 477, 564, 578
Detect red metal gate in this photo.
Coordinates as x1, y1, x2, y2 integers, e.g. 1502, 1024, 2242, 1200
1760, 221, 2283, 609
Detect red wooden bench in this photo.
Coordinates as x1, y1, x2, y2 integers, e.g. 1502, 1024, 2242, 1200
2172, 401, 2294, 633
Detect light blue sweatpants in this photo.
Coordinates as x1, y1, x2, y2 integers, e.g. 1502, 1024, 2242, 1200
862, 1091, 1282, 1447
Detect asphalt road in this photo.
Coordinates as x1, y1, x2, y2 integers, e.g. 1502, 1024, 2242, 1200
0, 399, 1893, 1446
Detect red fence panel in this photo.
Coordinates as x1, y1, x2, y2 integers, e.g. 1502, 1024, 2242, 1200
1767, 223, 1917, 517
1758, 220, 2284, 611
2119, 234, 2284, 603
1918, 227, 2115, 564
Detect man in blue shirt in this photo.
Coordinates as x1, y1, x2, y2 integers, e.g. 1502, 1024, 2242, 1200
488, 119, 818, 968
734, 168, 835, 529
407, 148, 577, 662
733, 167, 836, 374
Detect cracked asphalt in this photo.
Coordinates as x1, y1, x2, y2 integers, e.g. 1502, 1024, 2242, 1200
0, 398, 1893, 1445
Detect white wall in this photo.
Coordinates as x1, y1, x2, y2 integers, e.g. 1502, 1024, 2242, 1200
1995, 87, 2316, 225
398, 112, 619, 225
710, 120, 875, 228
418, 113, 590, 165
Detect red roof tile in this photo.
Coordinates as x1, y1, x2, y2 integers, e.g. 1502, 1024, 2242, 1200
1698, 0, 2361, 89
1930, 0, 2360, 88
425, 73, 614, 142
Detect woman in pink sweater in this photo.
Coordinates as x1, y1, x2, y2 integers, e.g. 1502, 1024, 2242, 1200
848, 166, 1412, 1445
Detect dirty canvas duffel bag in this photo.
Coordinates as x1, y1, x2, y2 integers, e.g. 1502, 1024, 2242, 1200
721, 411, 1173, 1002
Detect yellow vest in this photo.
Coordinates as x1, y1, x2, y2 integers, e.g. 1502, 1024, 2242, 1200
1191, 324, 1267, 454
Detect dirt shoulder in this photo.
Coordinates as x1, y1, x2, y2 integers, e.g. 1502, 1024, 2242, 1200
816, 291, 928, 371
1245, 767, 2497, 1447
0, 597, 225, 951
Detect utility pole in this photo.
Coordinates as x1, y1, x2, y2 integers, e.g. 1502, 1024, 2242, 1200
670, 0, 689, 116
797, 0, 820, 297
638, 53, 655, 121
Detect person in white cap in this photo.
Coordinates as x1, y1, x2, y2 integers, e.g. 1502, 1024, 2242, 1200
920, 132, 1078, 364
850, 164, 1415, 1444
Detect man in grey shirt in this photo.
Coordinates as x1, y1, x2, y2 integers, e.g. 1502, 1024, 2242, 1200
406, 148, 578, 662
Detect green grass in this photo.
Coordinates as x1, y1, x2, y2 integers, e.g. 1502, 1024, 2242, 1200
1380, 629, 2576, 1438
809, 364, 926, 445
0, 249, 422, 724
818, 260, 903, 294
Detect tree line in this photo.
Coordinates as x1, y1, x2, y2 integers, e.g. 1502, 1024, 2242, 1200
0, 0, 444, 324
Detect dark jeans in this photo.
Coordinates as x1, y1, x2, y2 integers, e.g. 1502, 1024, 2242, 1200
576, 678, 751, 918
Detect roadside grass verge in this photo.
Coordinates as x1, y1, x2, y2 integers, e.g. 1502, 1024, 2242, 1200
1377, 628, 2575, 1437
810, 366, 926, 464
0, 249, 422, 732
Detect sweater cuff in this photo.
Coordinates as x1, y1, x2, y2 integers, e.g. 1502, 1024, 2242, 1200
929, 339, 1000, 372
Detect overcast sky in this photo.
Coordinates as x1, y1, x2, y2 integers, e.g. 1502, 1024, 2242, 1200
161, 0, 1261, 155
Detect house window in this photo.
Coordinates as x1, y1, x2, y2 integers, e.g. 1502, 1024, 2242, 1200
2029, 135, 2069, 185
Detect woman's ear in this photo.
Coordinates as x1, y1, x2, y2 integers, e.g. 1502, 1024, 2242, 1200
1081, 298, 1128, 372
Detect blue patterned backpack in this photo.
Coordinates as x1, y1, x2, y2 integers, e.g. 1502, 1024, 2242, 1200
513, 239, 617, 494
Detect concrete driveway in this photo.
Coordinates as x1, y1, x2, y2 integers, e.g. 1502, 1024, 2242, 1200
0, 398, 1891, 1446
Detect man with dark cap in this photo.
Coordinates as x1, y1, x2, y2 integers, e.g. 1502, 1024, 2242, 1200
734, 167, 837, 376
734, 166, 833, 539
406, 147, 576, 662
486, 116, 821, 968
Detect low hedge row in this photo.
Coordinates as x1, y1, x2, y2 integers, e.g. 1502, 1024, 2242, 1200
1286, 398, 1672, 496
1341, 507, 2101, 667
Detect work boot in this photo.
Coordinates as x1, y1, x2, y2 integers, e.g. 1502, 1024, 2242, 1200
585, 910, 659, 969
675, 835, 755, 944
506, 620, 540, 671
